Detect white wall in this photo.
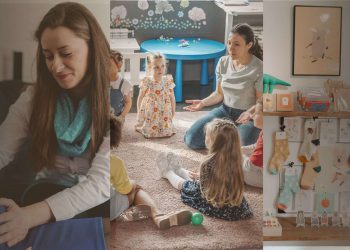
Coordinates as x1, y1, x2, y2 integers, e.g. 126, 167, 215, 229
264, 0, 350, 90
0, 0, 110, 82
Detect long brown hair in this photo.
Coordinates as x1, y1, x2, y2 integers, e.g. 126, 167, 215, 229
201, 119, 245, 207
231, 23, 263, 61
30, 2, 110, 170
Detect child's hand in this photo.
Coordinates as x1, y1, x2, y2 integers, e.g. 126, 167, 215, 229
183, 100, 204, 112
188, 170, 199, 180
236, 111, 252, 124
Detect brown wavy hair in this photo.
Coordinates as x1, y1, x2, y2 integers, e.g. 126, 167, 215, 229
29, 2, 110, 170
231, 23, 263, 61
201, 119, 245, 207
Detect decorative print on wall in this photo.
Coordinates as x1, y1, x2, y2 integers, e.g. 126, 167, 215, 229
320, 119, 337, 145
112, 1, 207, 30
315, 146, 350, 193
339, 119, 350, 143
284, 117, 303, 141
111, 5, 127, 28
293, 5, 342, 76
315, 192, 335, 214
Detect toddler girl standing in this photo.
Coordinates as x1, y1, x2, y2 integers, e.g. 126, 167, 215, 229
158, 118, 253, 220
135, 52, 176, 138
110, 50, 133, 122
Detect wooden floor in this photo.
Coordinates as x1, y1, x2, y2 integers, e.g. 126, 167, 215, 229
264, 217, 350, 242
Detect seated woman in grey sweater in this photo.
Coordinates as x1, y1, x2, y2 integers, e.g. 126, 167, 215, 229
184, 23, 263, 149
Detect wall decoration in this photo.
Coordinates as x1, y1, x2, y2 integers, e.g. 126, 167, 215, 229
284, 117, 303, 141
293, 5, 342, 76
180, 0, 190, 8
188, 7, 206, 23
339, 119, 350, 143
138, 0, 149, 10
113, 1, 207, 31
155, 0, 174, 15
319, 119, 337, 145
111, 5, 127, 28
315, 192, 335, 214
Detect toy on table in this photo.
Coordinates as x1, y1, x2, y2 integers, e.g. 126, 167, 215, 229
263, 211, 282, 236
191, 212, 204, 225
296, 210, 305, 227
178, 39, 190, 47
310, 211, 319, 228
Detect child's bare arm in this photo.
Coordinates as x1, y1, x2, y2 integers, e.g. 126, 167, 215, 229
137, 89, 146, 113
120, 93, 132, 118
170, 93, 176, 118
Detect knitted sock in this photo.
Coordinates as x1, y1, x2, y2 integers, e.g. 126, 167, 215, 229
298, 119, 317, 163
269, 131, 290, 175
301, 151, 321, 189
164, 170, 185, 190
277, 171, 300, 211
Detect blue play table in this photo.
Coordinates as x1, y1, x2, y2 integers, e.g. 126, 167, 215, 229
140, 38, 226, 102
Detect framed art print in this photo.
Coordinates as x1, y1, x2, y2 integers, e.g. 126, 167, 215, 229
293, 5, 342, 76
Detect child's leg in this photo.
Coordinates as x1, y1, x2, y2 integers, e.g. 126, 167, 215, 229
133, 189, 161, 218
164, 170, 185, 190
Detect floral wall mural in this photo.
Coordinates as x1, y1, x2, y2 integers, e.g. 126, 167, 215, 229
111, 0, 208, 31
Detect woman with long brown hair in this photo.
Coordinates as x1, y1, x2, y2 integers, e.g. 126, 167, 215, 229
184, 23, 263, 150
0, 2, 109, 246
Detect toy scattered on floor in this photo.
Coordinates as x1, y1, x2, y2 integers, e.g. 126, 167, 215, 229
296, 210, 305, 227
263, 212, 282, 236
191, 212, 204, 225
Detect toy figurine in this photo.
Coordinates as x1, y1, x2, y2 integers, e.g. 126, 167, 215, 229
296, 210, 305, 227
332, 211, 342, 227
310, 211, 319, 228
320, 211, 328, 226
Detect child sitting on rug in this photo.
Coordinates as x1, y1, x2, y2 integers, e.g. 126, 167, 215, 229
241, 98, 263, 188
110, 111, 192, 229
157, 118, 253, 221
110, 50, 133, 123
135, 52, 176, 138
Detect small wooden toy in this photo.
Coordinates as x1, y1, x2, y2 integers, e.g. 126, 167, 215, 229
296, 210, 305, 227
310, 211, 319, 228
320, 211, 329, 226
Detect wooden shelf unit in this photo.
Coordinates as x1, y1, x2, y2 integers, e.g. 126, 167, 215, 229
264, 217, 350, 241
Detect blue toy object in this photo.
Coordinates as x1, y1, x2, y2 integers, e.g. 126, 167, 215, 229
191, 212, 204, 225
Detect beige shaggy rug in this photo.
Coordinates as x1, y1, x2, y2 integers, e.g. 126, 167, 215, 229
109, 112, 262, 250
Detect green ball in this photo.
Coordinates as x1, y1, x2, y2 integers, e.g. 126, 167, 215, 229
191, 212, 204, 225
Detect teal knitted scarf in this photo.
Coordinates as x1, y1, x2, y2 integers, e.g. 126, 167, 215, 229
54, 92, 91, 157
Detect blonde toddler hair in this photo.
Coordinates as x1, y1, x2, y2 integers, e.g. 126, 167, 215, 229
146, 52, 166, 76
201, 118, 245, 207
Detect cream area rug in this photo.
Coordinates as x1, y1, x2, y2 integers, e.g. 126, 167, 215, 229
109, 112, 262, 250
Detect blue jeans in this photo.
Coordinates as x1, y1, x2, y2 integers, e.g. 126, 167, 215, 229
184, 104, 260, 149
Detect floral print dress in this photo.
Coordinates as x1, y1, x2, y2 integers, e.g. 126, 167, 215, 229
136, 75, 176, 138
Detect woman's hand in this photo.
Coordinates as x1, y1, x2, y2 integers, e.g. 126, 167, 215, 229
0, 198, 30, 247
236, 111, 252, 124
183, 100, 204, 112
